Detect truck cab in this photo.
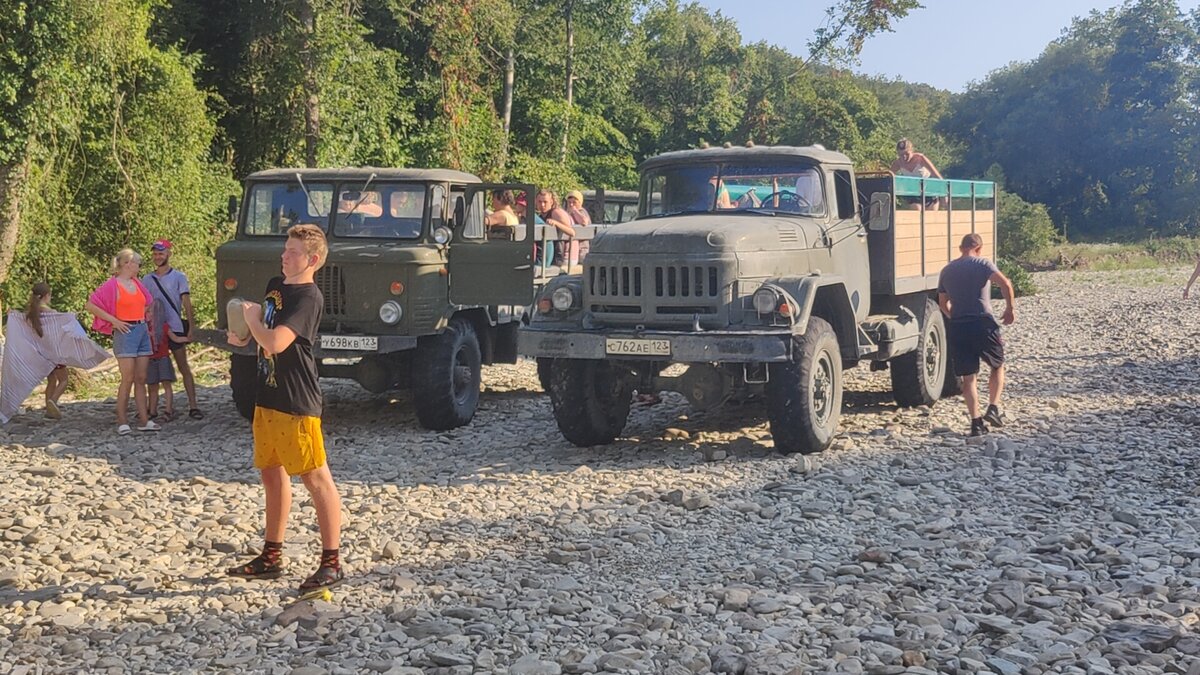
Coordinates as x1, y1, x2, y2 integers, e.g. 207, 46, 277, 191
520, 145, 997, 454
198, 168, 555, 431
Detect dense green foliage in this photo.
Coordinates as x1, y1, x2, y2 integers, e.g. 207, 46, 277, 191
941, 0, 1200, 242
26, 0, 1200, 319
0, 0, 234, 321
996, 257, 1036, 297
1, 0, 927, 319
50, 0, 1200, 318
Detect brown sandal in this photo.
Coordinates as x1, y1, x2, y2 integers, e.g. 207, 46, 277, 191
299, 566, 344, 591
226, 554, 285, 579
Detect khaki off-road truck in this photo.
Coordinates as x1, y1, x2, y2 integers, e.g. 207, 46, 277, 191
196, 168, 586, 431
519, 145, 997, 454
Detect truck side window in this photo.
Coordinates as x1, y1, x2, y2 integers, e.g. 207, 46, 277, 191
462, 191, 485, 240
834, 170, 855, 220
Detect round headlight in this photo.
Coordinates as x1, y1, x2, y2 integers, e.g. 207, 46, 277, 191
379, 300, 402, 325
753, 287, 780, 314
551, 286, 575, 311
433, 227, 451, 244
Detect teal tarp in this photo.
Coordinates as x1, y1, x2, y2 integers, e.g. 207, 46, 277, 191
894, 176, 994, 199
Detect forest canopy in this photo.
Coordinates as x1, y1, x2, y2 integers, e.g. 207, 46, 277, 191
1, 0, 1194, 316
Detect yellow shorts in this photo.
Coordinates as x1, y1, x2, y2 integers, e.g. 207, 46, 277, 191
252, 406, 326, 476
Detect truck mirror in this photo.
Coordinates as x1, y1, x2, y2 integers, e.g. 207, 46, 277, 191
227, 195, 239, 223
868, 192, 892, 231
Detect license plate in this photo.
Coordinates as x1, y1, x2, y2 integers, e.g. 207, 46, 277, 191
320, 335, 378, 351
605, 338, 670, 356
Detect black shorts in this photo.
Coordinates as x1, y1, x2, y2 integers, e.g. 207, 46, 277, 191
171, 320, 190, 352
902, 195, 939, 208
947, 315, 1005, 376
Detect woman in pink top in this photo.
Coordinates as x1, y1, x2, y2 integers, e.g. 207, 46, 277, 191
85, 248, 159, 435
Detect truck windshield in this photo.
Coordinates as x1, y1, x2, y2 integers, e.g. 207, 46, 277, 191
333, 183, 426, 238
244, 182, 334, 235
641, 163, 826, 217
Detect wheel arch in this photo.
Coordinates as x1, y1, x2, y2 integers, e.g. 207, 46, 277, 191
811, 284, 859, 365
450, 307, 495, 362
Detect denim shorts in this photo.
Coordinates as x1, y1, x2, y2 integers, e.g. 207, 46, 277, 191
113, 322, 153, 358
146, 356, 176, 384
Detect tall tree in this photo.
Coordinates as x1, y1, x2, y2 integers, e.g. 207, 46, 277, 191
0, 0, 75, 284
155, 0, 416, 176
941, 0, 1200, 238
1, 0, 233, 314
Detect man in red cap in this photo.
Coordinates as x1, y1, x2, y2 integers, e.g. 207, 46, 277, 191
143, 239, 203, 419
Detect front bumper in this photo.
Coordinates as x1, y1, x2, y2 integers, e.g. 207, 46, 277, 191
518, 327, 792, 363
192, 328, 417, 359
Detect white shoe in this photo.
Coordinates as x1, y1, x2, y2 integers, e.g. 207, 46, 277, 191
137, 421, 161, 432
117, 424, 132, 435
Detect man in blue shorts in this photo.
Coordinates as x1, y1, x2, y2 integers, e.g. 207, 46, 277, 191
937, 233, 1016, 437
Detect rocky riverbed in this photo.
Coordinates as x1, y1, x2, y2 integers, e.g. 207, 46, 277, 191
2, 269, 1200, 675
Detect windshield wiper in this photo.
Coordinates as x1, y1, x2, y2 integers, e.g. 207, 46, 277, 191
347, 172, 378, 215
294, 173, 323, 221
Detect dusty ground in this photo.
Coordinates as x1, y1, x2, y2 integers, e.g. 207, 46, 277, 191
1, 269, 1199, 675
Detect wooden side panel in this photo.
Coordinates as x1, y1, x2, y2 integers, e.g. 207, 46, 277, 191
895, 208, 996, 282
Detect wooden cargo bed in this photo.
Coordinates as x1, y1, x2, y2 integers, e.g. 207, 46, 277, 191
858, 173, 996, 296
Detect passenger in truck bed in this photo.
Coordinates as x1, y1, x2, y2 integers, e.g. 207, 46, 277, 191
891, 138, 943, 211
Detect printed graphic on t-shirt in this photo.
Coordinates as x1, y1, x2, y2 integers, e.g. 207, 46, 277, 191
259, 288, 283, 388
254, 277, 324, 417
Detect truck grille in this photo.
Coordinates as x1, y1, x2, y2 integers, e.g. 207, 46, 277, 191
586, 262, 724, 321
589, 265, 642, 297
315, 265, 346, 316
655, 265, 719, 298
588, 265, 720, 298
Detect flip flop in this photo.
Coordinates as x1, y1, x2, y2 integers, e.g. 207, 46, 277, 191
117, 424, 132, 435
162, 410, 178, 422
189, 408, 204, 420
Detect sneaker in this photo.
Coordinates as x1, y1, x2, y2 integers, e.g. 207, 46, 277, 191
970, 418, 989, 437
983, 404, 1005, 428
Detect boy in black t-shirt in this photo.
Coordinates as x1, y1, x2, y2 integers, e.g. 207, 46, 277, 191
225, 224, 345, 592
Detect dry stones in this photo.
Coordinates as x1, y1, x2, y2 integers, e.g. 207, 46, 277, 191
0, 270, 1199, 673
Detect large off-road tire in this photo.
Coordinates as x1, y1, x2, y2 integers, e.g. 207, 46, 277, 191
890, 299, 948, 407
230, 354, 258, 422
547, 359, 633, 447
536, 357, 553, 393
942, 327, 963, 397
412, 318, 482, 431
766, 317, 843, 455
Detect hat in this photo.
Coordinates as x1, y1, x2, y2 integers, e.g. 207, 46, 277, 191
515, 194, 528, 207
151, 239, 173, 251
567, 190, 584, 204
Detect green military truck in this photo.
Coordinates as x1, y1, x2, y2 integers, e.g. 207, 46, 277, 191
197, 168, 573, 431
584, 189, 639, 225
519, 145, 997, 454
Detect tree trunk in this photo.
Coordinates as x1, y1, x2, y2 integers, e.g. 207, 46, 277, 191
299, 0, 320, 168
501, 47, 515, 170
559, 0, 575, 164
0, 156, 29, 286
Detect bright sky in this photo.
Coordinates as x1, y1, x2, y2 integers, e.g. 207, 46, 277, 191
698, 0, 1200, 92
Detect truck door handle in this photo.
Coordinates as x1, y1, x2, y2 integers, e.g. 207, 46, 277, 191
514, 264, 532, 270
